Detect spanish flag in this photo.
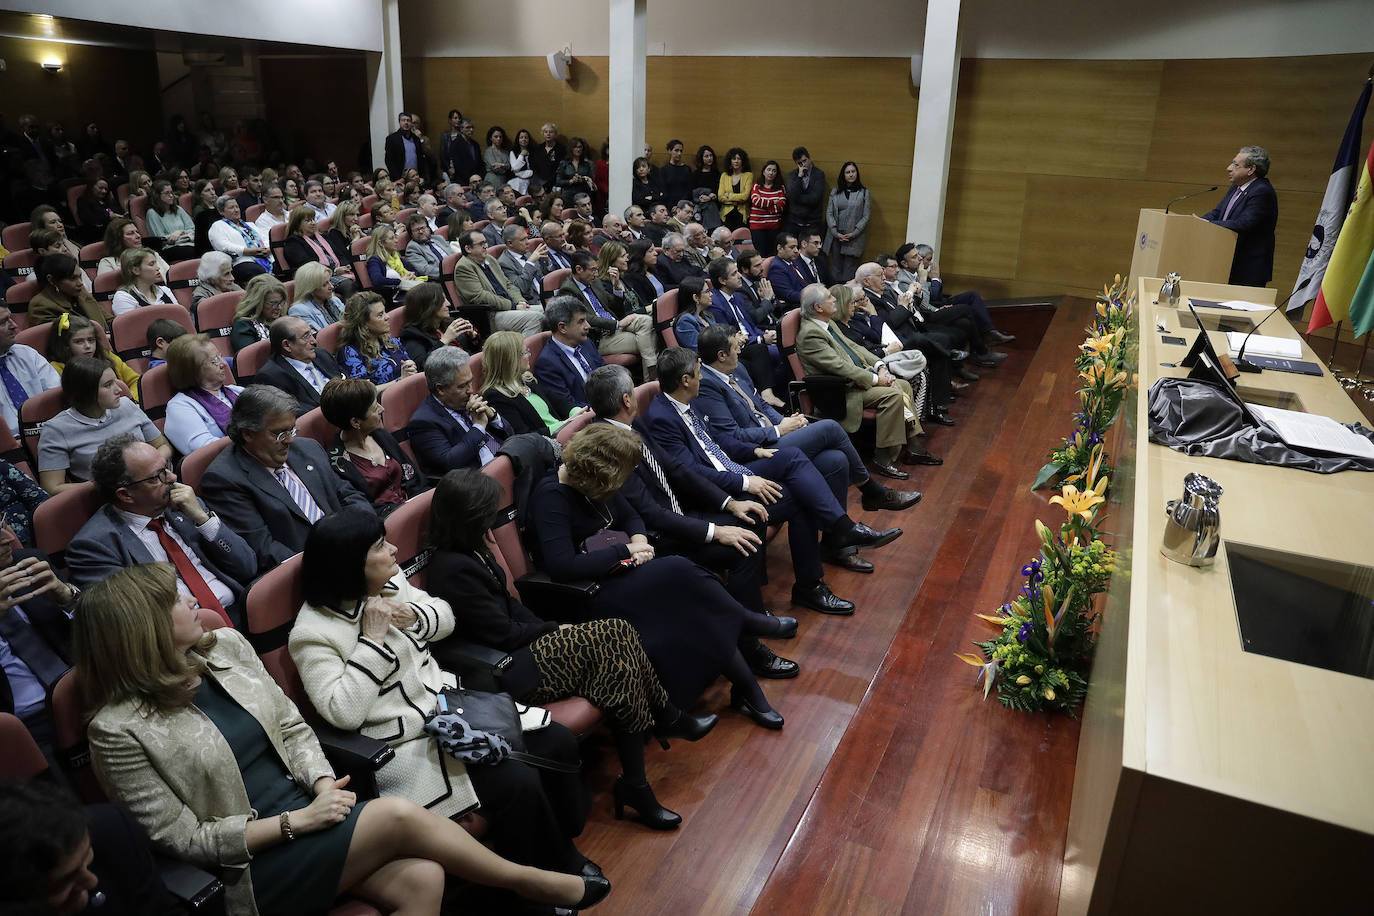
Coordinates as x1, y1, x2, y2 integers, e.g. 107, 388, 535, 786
1309, 139, 1374, 333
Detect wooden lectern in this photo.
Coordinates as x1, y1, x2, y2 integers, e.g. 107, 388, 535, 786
1127, 209, 1236, 287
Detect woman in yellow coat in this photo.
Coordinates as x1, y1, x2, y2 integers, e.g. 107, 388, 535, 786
717, 147, 753, 230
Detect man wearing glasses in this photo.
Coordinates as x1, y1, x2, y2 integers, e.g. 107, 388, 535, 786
67, 435, 257, 627
255, 316, 345, 412
202, 386, 372, 568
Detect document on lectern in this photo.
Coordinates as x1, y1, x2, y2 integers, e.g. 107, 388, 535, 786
1249, 404, 1374, 460
1225, 332, 1302, 359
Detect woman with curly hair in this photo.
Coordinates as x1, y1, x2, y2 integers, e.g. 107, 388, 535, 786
337, 291, 416, 390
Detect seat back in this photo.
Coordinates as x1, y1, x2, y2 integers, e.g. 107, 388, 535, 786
269, 223, 290, 275
380, 371, 429, 454
49, 670, 105, 802
111, 303, 193, 370
179, 436, 231, 493
654, 289, 679, 348
350, 237, 372, 289
0, 712, 49, 780
479, 456, 533, 583
0, 416, 34, 478
2, 223, 31, 252
3, 279, 39, 330
780, 308, 817, 415
525, 330, 552, 368
440, 252, 462, 308
385, 490, 434, 587
633, 381, 660, 419
387, 304, 406, 339
129, 195, 150, 235
67, 186, 86, 226
196, 290, 243, 357
18, 387, 63, 468
731, 227, 753, 244
138, 363, 174, 426
235, 339, 271, 383
315, 321, 342, 356
243, 554, 318, 719
360, 194, 379, 213
3, 247, 36, 282
166, 258, 201, 309
540, 267, 570, 302
469, 351, 484, 393
15, 321, 53, 355
395, 208, 417, 227
91, 270, 122, 310
77, 243, 105, 281
488, 244, 505, 261
295, 406, 336, 449
244, 204, 265, 223
178, 192, 193, 216
555, 410, 593, 444
34, 481, 101, 572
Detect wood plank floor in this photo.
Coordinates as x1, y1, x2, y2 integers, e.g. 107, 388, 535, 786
575, 298, 1097, 915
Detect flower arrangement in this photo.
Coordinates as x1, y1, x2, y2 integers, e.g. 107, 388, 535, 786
959, 277, 1134, 715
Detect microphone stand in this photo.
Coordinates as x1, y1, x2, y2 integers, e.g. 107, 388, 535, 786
1164, 186, 1220, 214
1234, 289, 1296, 372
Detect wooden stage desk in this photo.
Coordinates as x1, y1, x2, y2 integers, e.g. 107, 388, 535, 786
1059, 279, 1374, 915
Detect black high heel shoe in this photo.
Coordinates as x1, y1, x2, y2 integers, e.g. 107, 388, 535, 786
652, 710, 718, 749
730, 687, 784, 730
575, 874, 612, 909
612, 775, 682, 830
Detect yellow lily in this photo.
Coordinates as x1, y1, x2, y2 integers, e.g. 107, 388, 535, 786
1050, 484, 1105, 522
976, 612, 1017, 628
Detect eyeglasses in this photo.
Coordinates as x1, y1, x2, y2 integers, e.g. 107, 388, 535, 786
129, 462, 175, 487
270, 427, 299, 443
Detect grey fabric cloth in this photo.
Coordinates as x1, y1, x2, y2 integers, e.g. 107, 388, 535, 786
1146, 377, 1374, 473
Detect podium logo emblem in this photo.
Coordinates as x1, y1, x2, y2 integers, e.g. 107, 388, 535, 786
1139, 232, 1148, 250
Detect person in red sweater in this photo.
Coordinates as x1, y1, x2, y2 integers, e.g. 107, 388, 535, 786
748, 160, 787, 258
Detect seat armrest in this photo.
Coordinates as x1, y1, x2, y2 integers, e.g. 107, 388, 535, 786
314, 722, 394, 799
430, 639, 539, 696
514, 572, 600, 622
799, 373, 850, 421
154, 855, 224, 912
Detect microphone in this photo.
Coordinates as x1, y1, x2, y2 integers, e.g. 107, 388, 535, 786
1165, 186, 1219, 214
1234, 288, 1297, 372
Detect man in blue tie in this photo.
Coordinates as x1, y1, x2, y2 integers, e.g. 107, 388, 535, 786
0, 305, 60, 431
531, 297, 606, 417
407, 347, 511, 477
641, 347, 903, 615
558, 250, 657, 377
705, 257, 784, 408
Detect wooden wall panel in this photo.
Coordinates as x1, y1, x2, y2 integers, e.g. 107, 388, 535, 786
260, 56, 369, 171
412, 52, 1369, 303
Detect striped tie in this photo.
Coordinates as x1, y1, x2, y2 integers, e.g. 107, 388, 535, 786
274, 468, 323, 523
684, 409, 750, 475
641, 443, 682, 514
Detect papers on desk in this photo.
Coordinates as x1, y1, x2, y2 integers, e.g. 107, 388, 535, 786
1186, 298, 1273, 311
1249, 404, 1374, 460
1226, 332, 1302, 359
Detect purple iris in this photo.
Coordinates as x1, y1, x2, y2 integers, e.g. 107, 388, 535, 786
1017, 622, 1033, 643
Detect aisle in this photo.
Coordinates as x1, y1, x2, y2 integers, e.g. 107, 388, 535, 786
576, 298, 1089, 915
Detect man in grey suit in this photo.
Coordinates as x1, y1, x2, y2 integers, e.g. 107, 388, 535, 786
402, 213, 450, 278
201, 386, 373, 568
67, 434, 258, 626
451, 230, 545, 336
497, 224, 546, 304
481, 202, 508, 247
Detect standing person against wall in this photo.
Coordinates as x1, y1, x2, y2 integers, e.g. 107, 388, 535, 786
785, 146, 827, 240
748, 160, 787, 258
824, 161, 872, 282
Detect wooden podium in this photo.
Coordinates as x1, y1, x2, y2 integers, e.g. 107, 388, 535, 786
1127, 208, 1235, 287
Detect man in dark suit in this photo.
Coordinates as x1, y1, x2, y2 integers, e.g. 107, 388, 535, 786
407, 347, 511, 477
767, 232, 809, 308
1201, 145, 1279, 287
643, 203, 673, 246
384, 112, 421, 181
67, 435, 257, 627
795, 231, 835, 288
857, 261, 1003, 375
559, 250, 656, 373
585, 365, 799, 677
0, 536, 78, 751
784, 147, 826, 239
532, 297, 607, 415
655, 232, 707, 290
641, 347, 904, 615
736, 250, 781, 328
695, 325, 922, 529
202, 386, 372, 568
449, 119, 485, 188
254, 317, 344, 413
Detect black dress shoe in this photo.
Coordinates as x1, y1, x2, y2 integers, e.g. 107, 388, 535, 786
830, 521, 902, 551
653, 709, 718, 747
900, 449, 943, 466
987, 329, 1016, 344
745, 642, 800, 679
949, 381, 969, 392
870, 461, 909, 480
576, 873, 614, 908
927, 413, 956, 427
861, 485, 922, 511
730, 688, 784, 729
949, 348, 969, 361
791, 581, 856, 615
824, 550, 875, 573
613, 776, 681, 831
581, 859, 604, 879
956, 367, 981, 381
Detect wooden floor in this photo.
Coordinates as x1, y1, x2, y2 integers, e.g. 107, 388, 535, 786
576, 298, 1096, 915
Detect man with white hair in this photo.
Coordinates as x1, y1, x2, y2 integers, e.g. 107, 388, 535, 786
710, 226, 736, 260
683, 223, 711, 269
794, 283, 936, 480
416, 193, 441, 232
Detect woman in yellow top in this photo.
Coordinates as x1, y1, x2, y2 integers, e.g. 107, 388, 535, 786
717, 147, 753, 230
46, 312, 142, 402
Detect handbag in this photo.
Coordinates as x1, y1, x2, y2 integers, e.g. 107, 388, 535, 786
426, 686, 579, 773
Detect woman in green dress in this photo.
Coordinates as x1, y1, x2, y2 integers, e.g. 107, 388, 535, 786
74, 563, 610, 916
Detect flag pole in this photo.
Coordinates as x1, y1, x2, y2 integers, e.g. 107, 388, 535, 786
1332, 321, 1344, 363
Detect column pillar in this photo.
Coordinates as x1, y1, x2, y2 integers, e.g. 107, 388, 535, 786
607, 0, 647, 217
905, 0, 963, 252
368, 0, 404, 173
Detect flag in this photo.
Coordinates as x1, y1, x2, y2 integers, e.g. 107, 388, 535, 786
1309, 137, 1374, 333
1348, 247, 1374, 337
1290, 80, 1371, 313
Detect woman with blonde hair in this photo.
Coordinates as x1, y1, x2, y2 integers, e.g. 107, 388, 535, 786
363, 226, 420, 298
76, 562, 611, 916
110, 247, 178, 316
480, 331, 576, 435
230, 274, 288, 352
337, 291, 416, 390
288, 261, 345, 331
326, 199, 365, 250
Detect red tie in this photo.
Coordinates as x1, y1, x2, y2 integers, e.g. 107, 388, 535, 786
147, 518, 231, 627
